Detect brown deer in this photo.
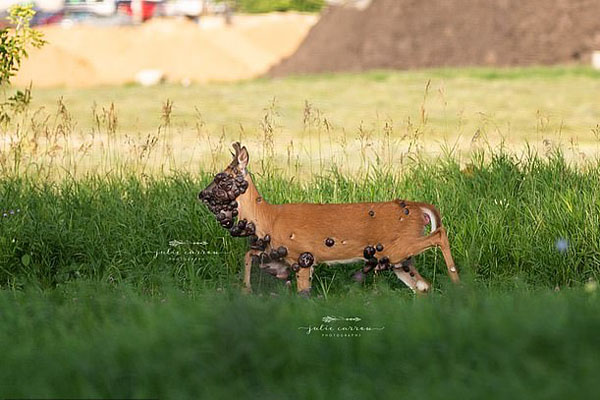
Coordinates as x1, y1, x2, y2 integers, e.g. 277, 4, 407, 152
198, 143, 459, 295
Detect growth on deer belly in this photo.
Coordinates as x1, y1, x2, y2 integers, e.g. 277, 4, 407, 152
376, 256, 391, 272
267, 246, 288, 261
363, 245, 376, 259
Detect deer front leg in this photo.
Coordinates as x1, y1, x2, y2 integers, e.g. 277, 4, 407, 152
243, 250, 260, 294
295, 266, 313, 295
294, 251, 315, 295
393, 257, 431, 294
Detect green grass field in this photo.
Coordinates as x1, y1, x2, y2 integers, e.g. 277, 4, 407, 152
9, 66, 600, 177
2, 67, 600, 398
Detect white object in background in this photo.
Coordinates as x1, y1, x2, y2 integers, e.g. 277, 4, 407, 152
135, 69, 165, 86
592, 51, 600, 70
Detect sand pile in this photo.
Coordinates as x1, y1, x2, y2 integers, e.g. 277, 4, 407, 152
269, 0, 600, 76
15, 13, 317, 87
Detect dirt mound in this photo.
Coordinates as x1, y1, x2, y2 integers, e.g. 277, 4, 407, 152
15, 13, 317, 87
269, 0, 600, 76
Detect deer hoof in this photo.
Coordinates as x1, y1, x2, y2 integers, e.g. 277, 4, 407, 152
242, 286, 252, 295
416, 280, 430, 293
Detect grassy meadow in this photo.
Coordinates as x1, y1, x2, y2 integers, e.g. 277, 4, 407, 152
1, 66, 600, 397
8, 66, 600, 177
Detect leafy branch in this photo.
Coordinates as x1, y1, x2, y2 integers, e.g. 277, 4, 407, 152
0, 4, 46, 123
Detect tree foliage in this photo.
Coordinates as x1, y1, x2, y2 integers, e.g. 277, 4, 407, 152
0, 4, 45, 123
0, 4, 46, 86
234, 0, 324, 13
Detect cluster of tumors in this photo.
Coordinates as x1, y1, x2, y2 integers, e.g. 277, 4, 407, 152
362, 243, 393, 273
198, 170, 254, 236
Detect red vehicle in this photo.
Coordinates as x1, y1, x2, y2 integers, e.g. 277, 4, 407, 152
117, 0, 164, 21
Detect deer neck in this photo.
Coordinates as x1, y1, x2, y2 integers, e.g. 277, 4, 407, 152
237, 173, 273, 235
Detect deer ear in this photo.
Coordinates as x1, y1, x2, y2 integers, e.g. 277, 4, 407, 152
237, 146, 249, 171
232, 142, 242, 155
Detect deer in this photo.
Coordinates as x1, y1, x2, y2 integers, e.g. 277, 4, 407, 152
198, 142, 459, 295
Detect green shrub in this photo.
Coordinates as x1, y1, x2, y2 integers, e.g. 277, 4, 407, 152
235, 0, 324, 13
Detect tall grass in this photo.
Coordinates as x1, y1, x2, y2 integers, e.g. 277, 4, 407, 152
6, 66, 600, 179
1, 150, 598, 293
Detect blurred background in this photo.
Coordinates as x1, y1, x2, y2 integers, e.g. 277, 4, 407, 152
2, 0, 323, 86
1, 0, 598, 176
4, 0, 600, 87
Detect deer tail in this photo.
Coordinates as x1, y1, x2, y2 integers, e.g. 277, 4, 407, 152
419, 203, 442, 232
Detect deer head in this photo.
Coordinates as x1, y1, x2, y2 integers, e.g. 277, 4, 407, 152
198, 142, 255, 237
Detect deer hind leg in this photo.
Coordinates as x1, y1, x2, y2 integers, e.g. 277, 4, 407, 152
393, 227, 460, 287
437, 227, 460, 283
393, 257, 431, 294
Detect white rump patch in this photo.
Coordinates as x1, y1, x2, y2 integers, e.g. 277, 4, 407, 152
420, 207, 437, 232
